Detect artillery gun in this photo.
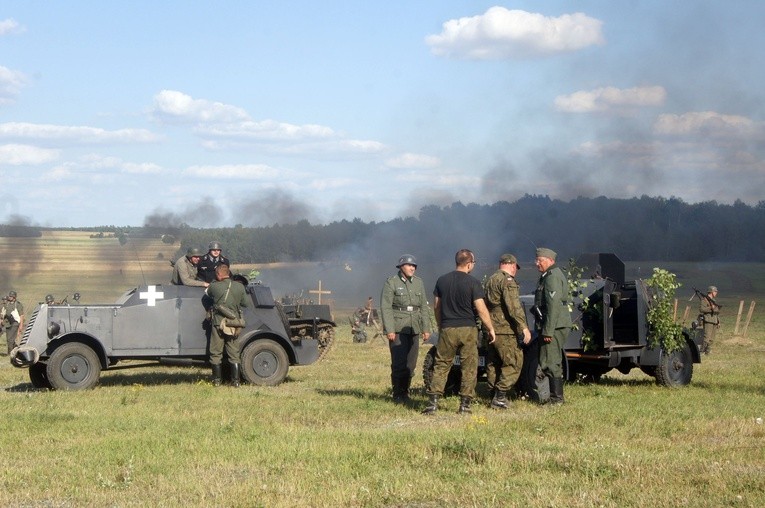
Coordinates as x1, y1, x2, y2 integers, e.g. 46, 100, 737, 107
11, 278, 335, 390
423, 253, 705, 400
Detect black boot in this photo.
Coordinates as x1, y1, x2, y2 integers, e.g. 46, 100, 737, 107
211, 364, 222, 387
422, 394, 439, 415
230, 363, 241, 388
490, 390, 509, 410
550, 377, 564, 405
458, 396, 472, 414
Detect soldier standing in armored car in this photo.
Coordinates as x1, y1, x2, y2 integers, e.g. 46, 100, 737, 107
380, 254, 431, 404
171, 247, 208, 287
484, 254, 532, 409
198, 241, 230, 283
533, 248, 571, 405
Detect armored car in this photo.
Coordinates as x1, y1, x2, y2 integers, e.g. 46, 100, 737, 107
11, 279, 335, 390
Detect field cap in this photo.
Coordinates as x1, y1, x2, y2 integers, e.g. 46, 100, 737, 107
535, 247, 557, 261
499, 253, 520, 269
707, 285, 718, 293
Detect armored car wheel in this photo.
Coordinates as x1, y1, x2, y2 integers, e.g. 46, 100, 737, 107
655, 343, 693, 387
422, 346, 461, 396
46, 342, 102, 390
29, 362, 52, 389
241, 339, 289, 386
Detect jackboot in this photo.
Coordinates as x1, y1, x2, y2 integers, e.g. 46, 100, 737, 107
391, 376, 408, 404
550, 377, 564, 405
230, 363, 241, 388
490, 390, 509, 410
211, 364, 222, 387
422, 394, 439, 415
458, 396, 472, 414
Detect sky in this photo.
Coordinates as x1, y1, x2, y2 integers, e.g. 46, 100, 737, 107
1, 1, 764, 228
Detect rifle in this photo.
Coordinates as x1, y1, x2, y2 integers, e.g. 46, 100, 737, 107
692, 287, 722, 309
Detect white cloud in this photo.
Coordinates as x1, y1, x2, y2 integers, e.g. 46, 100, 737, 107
426, 7, 604, 60
0, 144, 59, 165
310, 177, 355, 190
654, 111, 761, 139
555, 86, 666, 113
152, 90, 249, 124
0, 65, 28, 105
184, 163, 283, 179
385, 152, 441, 169
47, 155, 164, 178
0, 18, 24, 36
0, 122, 161, 144
198, 119, 335, 141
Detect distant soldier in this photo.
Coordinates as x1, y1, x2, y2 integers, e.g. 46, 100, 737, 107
171, 247, 208, 287
1, 291, 25, 355
698, 285, 721, 354
380, 254, 431, 404
484, 254, 532, 409
44, 294, 55, 305
533, 248, 571, 405
198, 241, 230, 284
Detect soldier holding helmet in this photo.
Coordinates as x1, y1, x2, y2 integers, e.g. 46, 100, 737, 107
380, 254, 432, 404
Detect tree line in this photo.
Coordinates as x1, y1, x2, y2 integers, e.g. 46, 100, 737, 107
11, 195, 764, 263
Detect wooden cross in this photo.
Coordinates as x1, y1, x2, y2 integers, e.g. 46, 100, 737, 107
309, 280, 332, 304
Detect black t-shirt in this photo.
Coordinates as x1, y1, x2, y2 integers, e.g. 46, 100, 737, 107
433, 270, 484, 328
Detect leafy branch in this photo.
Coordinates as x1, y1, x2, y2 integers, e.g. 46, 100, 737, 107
644, 268, 685, 352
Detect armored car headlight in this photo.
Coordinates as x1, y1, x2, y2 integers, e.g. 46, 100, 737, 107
47, 321, 61, 339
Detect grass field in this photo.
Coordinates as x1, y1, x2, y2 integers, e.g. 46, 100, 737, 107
0, 231, 763, 507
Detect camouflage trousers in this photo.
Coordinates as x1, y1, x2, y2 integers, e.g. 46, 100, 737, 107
539, 327, 567, 379
209, 326, 242, 366
486, 333, 523, 392
428, 326, 478, 399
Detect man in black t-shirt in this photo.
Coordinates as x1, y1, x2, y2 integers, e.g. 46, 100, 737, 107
423, 249, 495, 415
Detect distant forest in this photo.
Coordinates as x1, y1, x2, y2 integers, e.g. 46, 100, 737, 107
11, 195, 765, 264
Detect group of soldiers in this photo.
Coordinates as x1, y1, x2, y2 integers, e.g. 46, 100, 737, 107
170, 241, 247, 387
380, 247, 571, 414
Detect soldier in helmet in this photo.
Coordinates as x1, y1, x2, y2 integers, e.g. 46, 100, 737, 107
44, 294, 55, 305
380, 254, 432, 404
171, 247, 208, 287
198, 241, 231, 283
1, 290, 24, 355
698, 285, 721, 354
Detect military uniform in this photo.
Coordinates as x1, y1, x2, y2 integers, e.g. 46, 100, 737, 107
206, 277, 249, 386
699, 286, 720, 354
534, 249, 571, 403
380, 261, 431, 402
1, 296, 24, 355
484, 265, 529, 403
198, 243, 231, 283
171, 254, 207, 287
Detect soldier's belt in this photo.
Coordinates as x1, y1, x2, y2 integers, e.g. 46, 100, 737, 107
393, 305, 420, 312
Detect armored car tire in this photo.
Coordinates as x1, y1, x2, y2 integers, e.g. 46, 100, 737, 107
46, 342, 102, 390
29, 362, 52, 389
655, 342, 693, 387
241, 339, 289, 386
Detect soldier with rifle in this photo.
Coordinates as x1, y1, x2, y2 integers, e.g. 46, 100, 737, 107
696, 285, 721, 354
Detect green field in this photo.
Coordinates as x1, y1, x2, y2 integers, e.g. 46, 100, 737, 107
0, 232, 763, 506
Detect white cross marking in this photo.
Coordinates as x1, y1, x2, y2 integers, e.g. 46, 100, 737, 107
139, 285, 165, 306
